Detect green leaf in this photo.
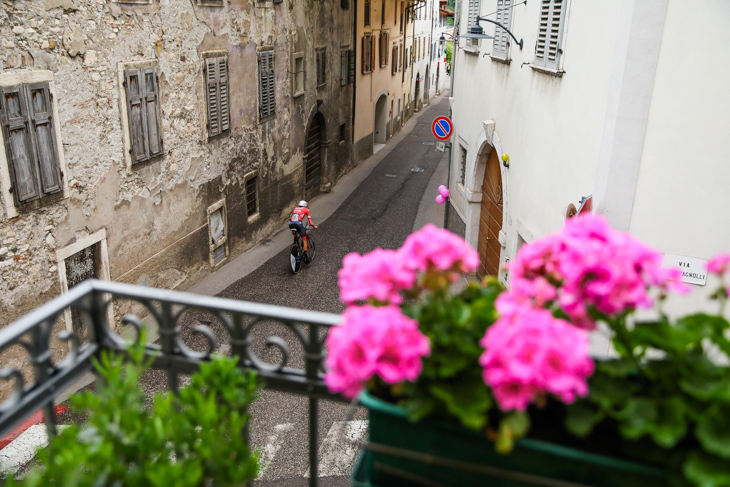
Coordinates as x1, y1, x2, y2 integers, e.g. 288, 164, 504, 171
565, 401, 605, 437
428, 381, 491, 430
502, 410, 530, 437
684, 452, 730, 487
650, 397, 688, 448
615, 397, 657, 440
696, 407, 730, 459
596, 358, 639, 378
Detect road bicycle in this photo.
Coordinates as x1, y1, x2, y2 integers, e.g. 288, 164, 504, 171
289, 226, 316, 274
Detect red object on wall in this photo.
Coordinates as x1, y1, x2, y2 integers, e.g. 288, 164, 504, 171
577, 195, 593, 216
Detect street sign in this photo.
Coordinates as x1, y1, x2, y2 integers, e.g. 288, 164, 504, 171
436, 141, 445, 152
662, 254, 708, 286
432, 116, 453, 141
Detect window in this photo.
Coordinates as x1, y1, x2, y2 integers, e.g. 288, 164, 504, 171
293, 52, 305, 96
340, 48, 355, 85
204, 56, 230, 138
207, 199, 228, 267
258, 50, 275, 120
362, 34, 375, 73
245, 176, 259, 218
379, 31, 389, 67
467, 0, 481, 47
56, 229, 112, 337
399, 2, 404, 32
341, 0, 348, 9
492, 0, 514, 59
316, 47, 327, 86
0, 81, 63, 206
391, 44, 398, 74
339, 123, 346, 142
124, 66, 163, 164
398, 43, 403, 71
534, 0, 567, 69
381, 0, 386, 25
196, 0, 223, 6
460, 146, 467, 185
394, 0, 398, 26
364, 0, 371, 26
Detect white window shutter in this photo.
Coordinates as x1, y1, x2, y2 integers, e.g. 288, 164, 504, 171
467, 0, 480, 28
534, 0, 551, 67
534, 0, 565, 69
492, 0, 513, 59
546, 0, 565, 69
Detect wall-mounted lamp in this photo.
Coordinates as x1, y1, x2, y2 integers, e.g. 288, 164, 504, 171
502, 153, 510, 168
461, 16, 523, 50
439, 34, 447, 45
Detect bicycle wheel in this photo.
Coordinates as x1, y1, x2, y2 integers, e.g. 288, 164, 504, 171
289, 244, 301, 274
304, 235, 316, 263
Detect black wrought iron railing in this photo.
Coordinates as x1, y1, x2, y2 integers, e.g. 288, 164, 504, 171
0, 279, 344, 486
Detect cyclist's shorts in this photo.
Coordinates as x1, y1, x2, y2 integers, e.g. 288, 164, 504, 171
289, 222, 307, 237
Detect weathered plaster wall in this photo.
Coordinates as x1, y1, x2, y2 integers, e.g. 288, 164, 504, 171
0, 0, 354, 398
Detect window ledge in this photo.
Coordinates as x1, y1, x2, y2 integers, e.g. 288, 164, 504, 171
462, 46, 479, 56
247, 213, 261, 225
489, 55, 511, 65
293, 90, 305, 99
529, 64, 565, 77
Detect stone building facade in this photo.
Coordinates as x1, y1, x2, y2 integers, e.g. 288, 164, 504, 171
0, 0, 354, 341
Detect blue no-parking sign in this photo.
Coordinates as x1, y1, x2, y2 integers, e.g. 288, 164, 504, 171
432, 116, 453, 141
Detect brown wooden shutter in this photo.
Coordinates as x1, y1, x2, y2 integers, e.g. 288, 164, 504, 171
348, 49, 355, 83
385, 33, 389, 64
1, 85, 41, 203
124, 68, 147, 163
218, 57, 230, 132
364, 0, 371, 26
341, 49, 348, 86
370, 36, 376, 72
205, 58, 220, 136
142, 67, 162, 158
258, 50, 275, 119
361, 37, 367, 73
27, 83, 61, 195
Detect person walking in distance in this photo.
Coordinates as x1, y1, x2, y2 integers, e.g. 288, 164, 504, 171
289, 200, 317, 259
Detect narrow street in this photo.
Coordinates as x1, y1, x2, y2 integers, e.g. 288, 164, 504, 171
221, 95, 449, 486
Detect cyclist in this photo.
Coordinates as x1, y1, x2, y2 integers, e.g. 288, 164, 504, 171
289, 200, 317, 258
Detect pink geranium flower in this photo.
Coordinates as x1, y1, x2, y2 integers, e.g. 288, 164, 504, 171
338, 249, 416, 305
707, 253, 730, 275
479, 308, 594, 411
399, 224, 479, 274
324, 306, 430, 399
505, 215, 686, 327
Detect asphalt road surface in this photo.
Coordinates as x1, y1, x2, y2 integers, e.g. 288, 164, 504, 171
219, 97, 450, 486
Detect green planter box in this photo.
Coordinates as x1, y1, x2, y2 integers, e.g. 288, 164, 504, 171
355, 391, 668, 487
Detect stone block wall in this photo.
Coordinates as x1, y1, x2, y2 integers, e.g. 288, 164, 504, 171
0, 0, 354, 399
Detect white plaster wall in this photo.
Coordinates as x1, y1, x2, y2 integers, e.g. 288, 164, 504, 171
449, 0, 621, 248
628, 0, 730, 313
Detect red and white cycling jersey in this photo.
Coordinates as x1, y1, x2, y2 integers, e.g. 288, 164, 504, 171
290, 206, 314, 226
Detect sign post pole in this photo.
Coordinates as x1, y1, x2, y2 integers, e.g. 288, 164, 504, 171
444, 142, 452, 230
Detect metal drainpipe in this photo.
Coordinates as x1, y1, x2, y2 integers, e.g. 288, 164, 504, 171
351, 0, 358, 148
443, 0, 460, 231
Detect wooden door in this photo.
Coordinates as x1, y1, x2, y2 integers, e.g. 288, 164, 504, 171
477, 149, 503, 279
304, 116, 322, 200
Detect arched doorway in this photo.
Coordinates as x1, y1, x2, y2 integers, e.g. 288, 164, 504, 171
414, 72, 421, 110
374, 94, 387, 145
477, 148, 503, 279
305, 113, 324, 200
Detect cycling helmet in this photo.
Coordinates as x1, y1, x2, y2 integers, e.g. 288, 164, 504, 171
299, 200, 308, 208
